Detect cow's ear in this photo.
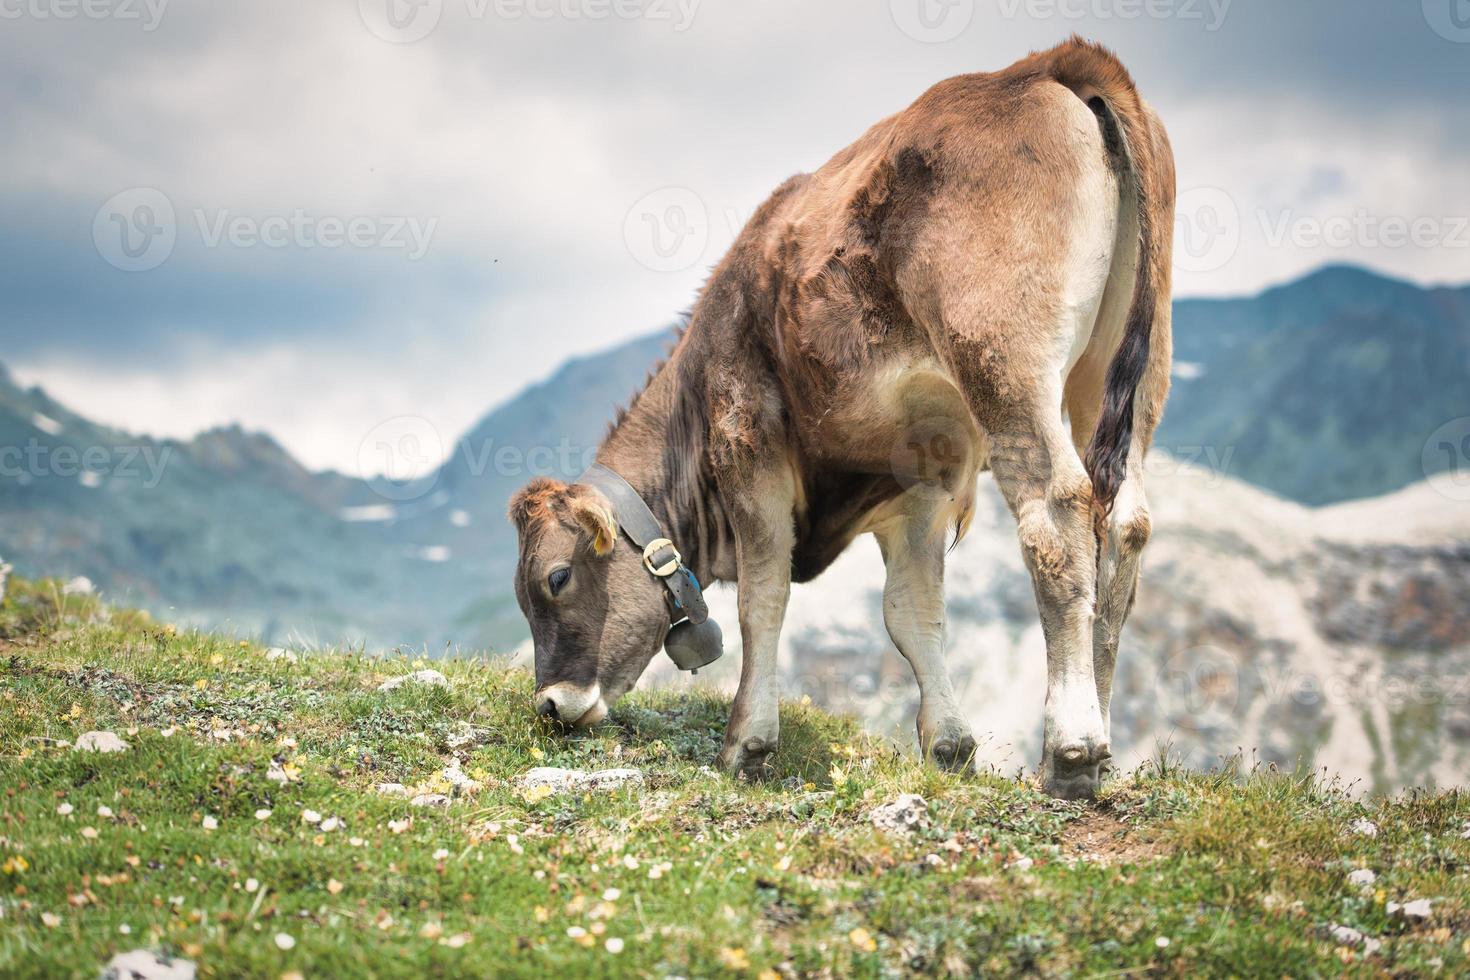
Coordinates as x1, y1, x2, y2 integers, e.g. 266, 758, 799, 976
570, 488, 617, 557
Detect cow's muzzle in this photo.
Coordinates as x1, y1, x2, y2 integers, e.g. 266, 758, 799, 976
534, 682, 607, 729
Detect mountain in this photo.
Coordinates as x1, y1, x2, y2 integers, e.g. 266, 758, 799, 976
0, 365, 462, 644
0, 330, 676, 649
2, 266, 1468, 791
1158, 264, 1470, 504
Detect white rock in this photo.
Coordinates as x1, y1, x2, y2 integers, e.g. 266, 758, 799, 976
1387, 898, 1433, 923
1011, 856, 1035, 872
376, 783, 409, 798
1347, 868, 1377, 888
516, 767, 644, 795
100, 949, 196, 980
443, 761, 482, 793
580, 768, 644, 791
377, 670, 449, 692
74, 731, 129, 754
519, 767, 582, 793
265, 648, 297, 663
868, 794, 928, 834
1349, 819, 1378, 838
411, 793, 451, 808
445, 723, 481, 750
1325, 923, 1381, 954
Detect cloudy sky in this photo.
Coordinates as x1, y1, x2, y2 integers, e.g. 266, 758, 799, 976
2, 0, 1467, 473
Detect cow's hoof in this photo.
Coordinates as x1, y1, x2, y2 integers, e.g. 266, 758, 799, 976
716, 735, 778, 780
1041, 740, 1110, 800
928, 734, 978, 773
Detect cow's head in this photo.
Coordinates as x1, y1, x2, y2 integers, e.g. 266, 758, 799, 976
508, 477, 668, 727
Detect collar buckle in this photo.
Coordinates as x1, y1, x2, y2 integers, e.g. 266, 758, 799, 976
642, 538, 681, 577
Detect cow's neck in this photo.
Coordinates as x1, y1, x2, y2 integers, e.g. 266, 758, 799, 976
595, 339, 726, 585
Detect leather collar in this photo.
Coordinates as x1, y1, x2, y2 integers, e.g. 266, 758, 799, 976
578, 463, 710, 626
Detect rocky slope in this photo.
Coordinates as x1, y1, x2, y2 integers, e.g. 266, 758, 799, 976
622, 461, 1470, 794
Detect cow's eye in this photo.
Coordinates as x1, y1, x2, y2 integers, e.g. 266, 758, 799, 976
548, 567, 571, 596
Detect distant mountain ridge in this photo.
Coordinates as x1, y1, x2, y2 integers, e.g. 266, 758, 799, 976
0, 264, 1466, 654
1159, 264, 1470, 504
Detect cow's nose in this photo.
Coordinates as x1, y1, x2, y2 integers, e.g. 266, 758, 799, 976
534, 691, 559, 720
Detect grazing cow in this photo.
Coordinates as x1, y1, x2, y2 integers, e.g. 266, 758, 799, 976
509, 37, 1174, 799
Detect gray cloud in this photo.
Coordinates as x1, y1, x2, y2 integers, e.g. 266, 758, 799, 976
1, 0, 1465, 470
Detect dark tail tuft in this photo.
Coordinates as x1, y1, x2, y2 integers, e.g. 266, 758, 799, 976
1042, 38, 1160, 536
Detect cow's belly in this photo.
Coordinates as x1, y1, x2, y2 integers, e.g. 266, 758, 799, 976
804, 358, 983, 479
791, 359, 985, 575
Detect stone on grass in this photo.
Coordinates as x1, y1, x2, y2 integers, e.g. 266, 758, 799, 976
1347, 868, 1377, 888
100, 949, 196, 980
377, 783, 409, 798
868, 794, 928, 834
1387, 898, 1433, 924
265, 648, 297, 663
516, 767, 644, 795
445, 723, 482, 750
580, 768, 643, 791
74, 731, 129, 754
1349, 819, 1378, 838
1324, 923, 1381, 954
378, 670, 449, 692
410, 793, 451, 808
443, 761, 482, 793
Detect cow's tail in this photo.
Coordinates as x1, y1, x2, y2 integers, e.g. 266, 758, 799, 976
1041, 37, 1162, 540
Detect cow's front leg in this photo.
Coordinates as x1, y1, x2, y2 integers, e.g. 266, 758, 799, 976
874, 496, 976, 772
714, 466, 795, 779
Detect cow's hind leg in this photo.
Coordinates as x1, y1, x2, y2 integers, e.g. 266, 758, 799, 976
1090, 440, 1150, 748
988, 411, 1110, 799
873, 493, 976, 772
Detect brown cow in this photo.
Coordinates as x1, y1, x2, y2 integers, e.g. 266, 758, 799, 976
509, 37, 1174, 799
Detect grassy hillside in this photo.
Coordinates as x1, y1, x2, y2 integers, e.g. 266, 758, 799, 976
1, 580, 1468, 978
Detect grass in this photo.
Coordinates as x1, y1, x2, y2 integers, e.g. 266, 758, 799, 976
1, 576, 1468, 978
